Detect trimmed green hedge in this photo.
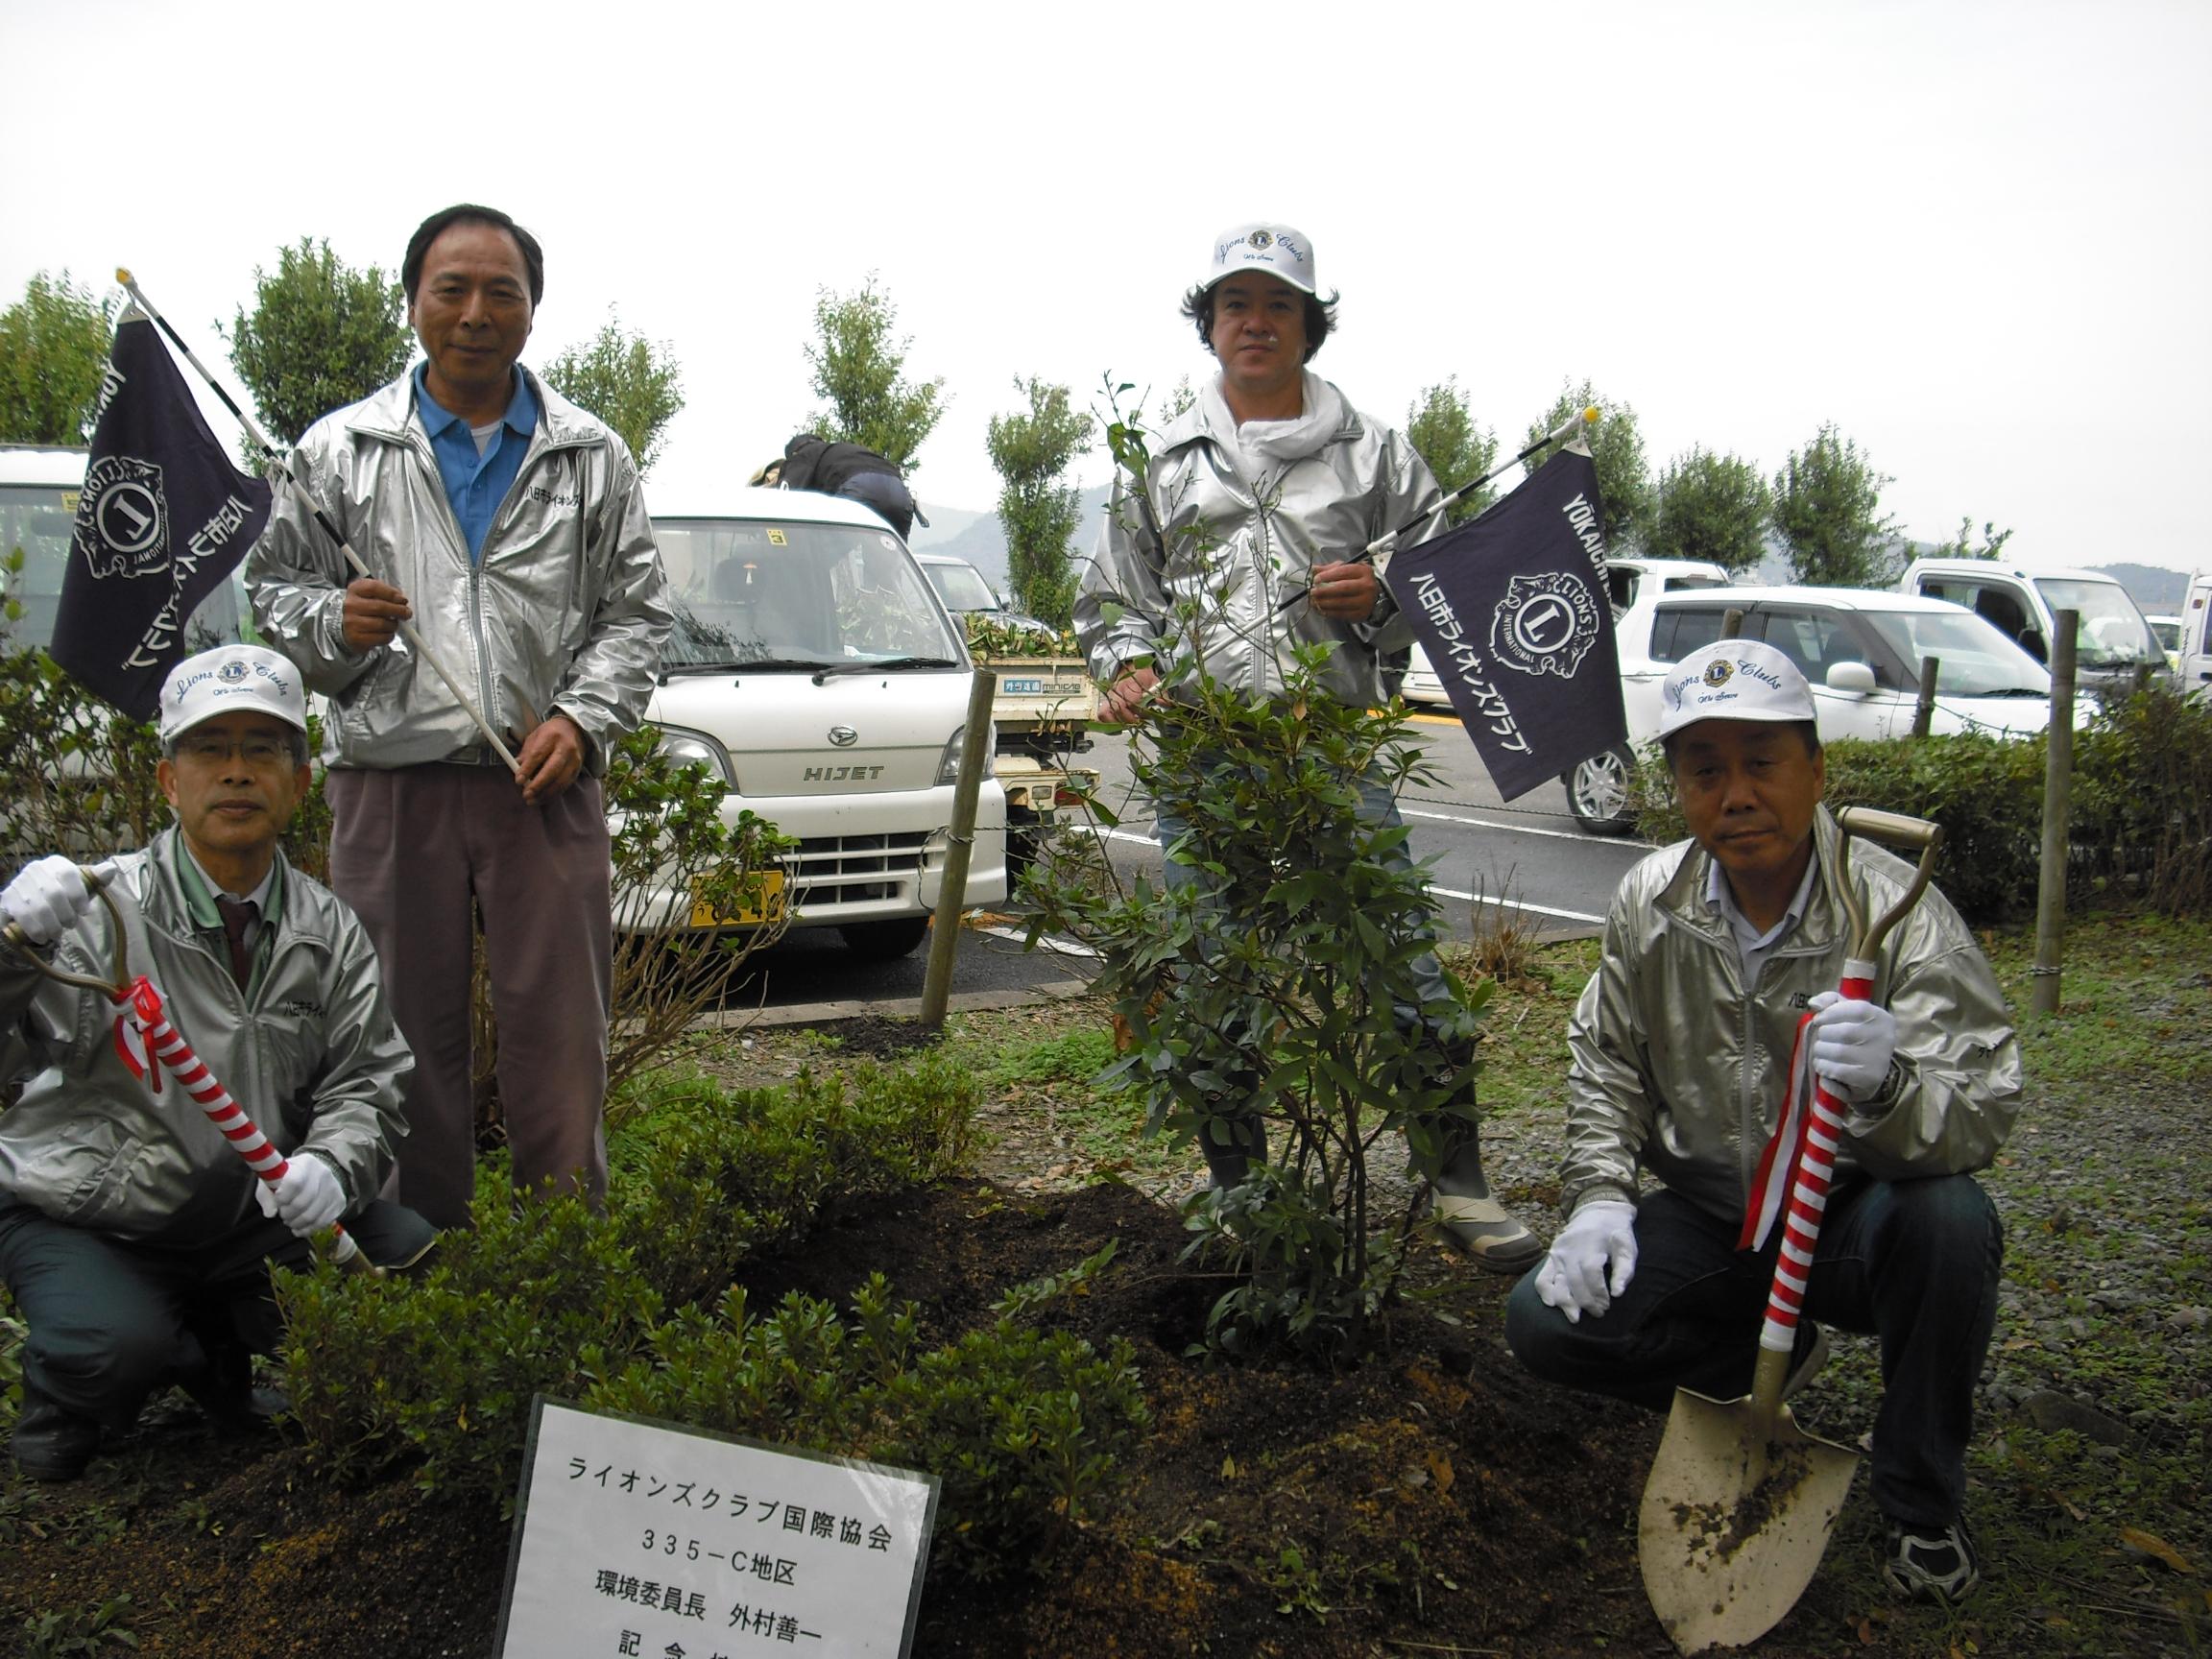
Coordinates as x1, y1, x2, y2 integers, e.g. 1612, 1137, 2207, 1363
1630, 679, 2212, 924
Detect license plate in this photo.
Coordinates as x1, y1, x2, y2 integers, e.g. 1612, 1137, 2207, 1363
687, 870, 786, 927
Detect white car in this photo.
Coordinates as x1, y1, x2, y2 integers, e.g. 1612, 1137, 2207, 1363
1402, 557, 1731, 709
641, 491, 1008, 958
1897, 557, 2163, 690
1563, 585, 2061, 834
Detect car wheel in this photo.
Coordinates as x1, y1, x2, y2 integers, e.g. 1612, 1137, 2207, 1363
837, 917, 930, 962
1563, 746, 1637, 836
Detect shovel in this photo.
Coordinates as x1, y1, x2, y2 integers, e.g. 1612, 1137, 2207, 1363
1639, 805, 1945, 1653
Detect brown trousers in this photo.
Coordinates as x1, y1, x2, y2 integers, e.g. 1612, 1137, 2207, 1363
327, 766, 612, 1229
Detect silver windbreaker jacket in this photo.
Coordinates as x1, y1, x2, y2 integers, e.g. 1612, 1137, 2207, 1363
1074, 373, 1443, 708
1562, 806, 2023, 1224
0, 832, 412, 1240
244, 369, 670, 774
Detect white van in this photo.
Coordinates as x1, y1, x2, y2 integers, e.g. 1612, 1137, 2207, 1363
0, 445, 250, 651
2178, 571, 2212, 694
1897, 558, 2163, 690
642, 489, 1008, 960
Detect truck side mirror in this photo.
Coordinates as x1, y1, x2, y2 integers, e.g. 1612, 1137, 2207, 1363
1824, 661, 1878, 696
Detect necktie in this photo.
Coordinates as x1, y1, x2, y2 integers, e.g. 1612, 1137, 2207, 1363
215, 897, 256, 988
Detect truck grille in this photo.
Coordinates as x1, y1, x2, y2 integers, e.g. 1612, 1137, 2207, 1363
784, 831, 932, 909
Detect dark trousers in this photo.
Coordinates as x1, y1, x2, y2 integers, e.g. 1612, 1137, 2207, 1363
328, 765, 613, 1229
0, 1198, 434, 1432
1503, 1175, 2003, 1528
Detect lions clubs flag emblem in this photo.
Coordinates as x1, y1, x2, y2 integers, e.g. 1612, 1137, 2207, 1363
1382, 447, 1626, 800
51, 307, 274, 722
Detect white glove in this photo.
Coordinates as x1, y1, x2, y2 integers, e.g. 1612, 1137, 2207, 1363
1, 856, 112, 947
1533, 1197, 1639, 1324
253, 1154, 346, 1238
1808, 991, 1899, 1102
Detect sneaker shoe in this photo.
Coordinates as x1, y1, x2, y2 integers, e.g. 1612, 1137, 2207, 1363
1883, 1519, 1980, 1606
1431, 1192, 1543, 1275
11, 1397, 101, 1482
1780, 1323, 1832, 1404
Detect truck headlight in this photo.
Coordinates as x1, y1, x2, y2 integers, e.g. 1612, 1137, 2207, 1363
657, 727, 736, 790
936, 720, 997, 786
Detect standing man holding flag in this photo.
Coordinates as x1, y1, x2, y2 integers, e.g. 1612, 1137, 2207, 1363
247, 204, 670, 1230
1074, 220, 1539, 1272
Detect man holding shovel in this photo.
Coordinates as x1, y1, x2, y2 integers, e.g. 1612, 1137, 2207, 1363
0, 645, 430, 1481
1503, 639, 2022, 1605
247, 204, 669, 1229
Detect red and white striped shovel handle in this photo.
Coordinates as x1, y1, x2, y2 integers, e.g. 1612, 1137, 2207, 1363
120, 976, 368, 1272
1754, 960, 1876, 1366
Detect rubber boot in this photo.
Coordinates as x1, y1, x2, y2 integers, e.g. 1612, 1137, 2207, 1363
1431, 1132, 1542, 1275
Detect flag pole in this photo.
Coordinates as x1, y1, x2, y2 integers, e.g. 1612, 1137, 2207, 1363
1275, 405, 1600, 614
114, 269, 520, 777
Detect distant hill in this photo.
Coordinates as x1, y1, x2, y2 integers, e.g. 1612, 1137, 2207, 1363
2092, 562, 2190, 612
905, 485, 1112, 594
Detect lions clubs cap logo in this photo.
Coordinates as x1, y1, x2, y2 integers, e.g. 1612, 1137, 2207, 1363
1246, 229, 1275, 250
1703, 661, 1734, 688
72, 455, 171, 580
1488, 572, 1601, 680
218, 660, 251, 685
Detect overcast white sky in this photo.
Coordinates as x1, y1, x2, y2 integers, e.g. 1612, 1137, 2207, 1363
5, 0, 2207, 572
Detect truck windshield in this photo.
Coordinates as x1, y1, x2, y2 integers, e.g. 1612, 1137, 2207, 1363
2032, 579, 2161, 670
654, 517, 963, 670
923, 560, 998, 613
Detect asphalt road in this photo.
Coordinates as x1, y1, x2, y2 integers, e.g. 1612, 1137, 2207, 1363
724, 709, 1651, 1020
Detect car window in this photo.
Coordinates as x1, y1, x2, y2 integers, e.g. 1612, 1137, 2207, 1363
1855, 608, 2050, 694
1649, 606, 1729, 663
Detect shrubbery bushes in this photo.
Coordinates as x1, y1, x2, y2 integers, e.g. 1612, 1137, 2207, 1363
276, 1057, 1145, 1574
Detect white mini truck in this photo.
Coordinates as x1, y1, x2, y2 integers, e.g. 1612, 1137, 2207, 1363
637, 489, 1008, 961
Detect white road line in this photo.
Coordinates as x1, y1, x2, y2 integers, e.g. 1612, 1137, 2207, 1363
1428, 888, 1606, 924
1071, 827, 1608, 925
1402, 805, 1646, 846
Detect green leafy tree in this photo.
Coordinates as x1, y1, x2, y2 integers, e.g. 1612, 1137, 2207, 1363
803, 275, 946, 472
1405, 378, 1499, 526
1927, 515, 2015, 562
1772, 421, 1903, 586
1524, 377, 1651, 550
986, 377, 1093, 627
0, 271, 113, 445
542, 309, 685, 476
1647, 446, 1772, 572
223, 238, 411, 446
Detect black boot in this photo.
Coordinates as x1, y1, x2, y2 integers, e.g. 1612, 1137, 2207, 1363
1198, 1113, 1268, 1191
12, 1385, 101, 1481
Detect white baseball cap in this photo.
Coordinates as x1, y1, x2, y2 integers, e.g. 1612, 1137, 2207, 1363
1196, 222, 1319, 297
158, 644, 308, 741
1657, 639, 1817, 739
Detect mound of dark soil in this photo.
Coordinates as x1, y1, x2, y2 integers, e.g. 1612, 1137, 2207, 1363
5, 1181, 1920, 1657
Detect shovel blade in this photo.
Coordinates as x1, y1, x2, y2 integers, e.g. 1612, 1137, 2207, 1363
1638, 1387, 1860, 1654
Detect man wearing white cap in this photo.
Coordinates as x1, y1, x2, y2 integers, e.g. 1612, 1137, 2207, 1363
1074, 221, 1539, 1271
0, 645, 429, 1481
1503, 639, 2021, 1606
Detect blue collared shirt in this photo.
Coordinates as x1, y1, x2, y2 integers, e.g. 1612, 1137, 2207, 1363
414, 363, 539, 563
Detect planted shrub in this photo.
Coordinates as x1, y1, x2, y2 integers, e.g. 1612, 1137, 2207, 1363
280, 1055, 983, 1502
1022, 389, 1487, 1360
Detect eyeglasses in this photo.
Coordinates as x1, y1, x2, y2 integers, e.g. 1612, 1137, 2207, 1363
177, 733, 293, 767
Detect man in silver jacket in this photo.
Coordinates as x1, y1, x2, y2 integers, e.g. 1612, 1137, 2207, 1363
0, 645, 428, 1481
1074, 220, 1538, 1271
1504, 639, 2022, 1607
246, 204, 670, 1229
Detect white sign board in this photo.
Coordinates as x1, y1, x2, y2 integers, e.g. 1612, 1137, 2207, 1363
495, 1397, 937, 1657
